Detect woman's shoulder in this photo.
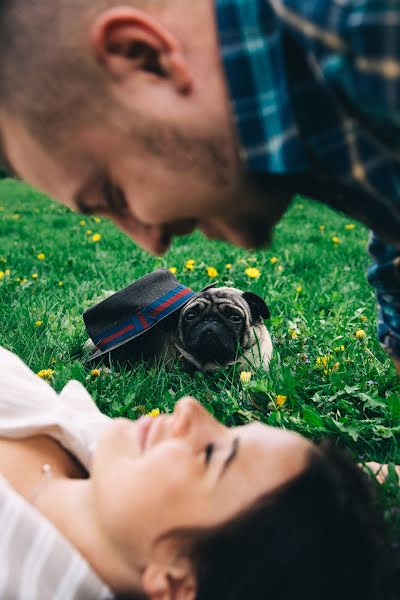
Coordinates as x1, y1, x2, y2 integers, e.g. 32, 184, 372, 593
0, 346, 111, 471
0, 474, 112, 599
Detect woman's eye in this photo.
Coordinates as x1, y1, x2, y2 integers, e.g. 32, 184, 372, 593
204, 443, 214, 465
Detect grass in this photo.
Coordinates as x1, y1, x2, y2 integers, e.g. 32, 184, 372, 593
0, 177, 399, 540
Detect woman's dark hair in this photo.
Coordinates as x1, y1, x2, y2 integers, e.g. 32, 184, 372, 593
178, 442, 398, 600
118, 441, 399, 600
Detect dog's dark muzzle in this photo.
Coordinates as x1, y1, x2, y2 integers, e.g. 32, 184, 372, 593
185, 319, 238, 364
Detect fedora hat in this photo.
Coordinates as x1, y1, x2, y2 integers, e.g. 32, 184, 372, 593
84, 268, 216, 362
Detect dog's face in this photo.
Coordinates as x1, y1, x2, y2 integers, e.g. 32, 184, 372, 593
176, 287, 270, 370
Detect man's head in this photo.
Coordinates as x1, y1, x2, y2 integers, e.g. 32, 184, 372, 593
0, 0, 291, 253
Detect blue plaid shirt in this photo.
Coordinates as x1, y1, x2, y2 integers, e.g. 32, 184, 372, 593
215, 0, 400, 360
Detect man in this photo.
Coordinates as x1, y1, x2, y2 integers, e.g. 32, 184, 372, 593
0, 0, 399, 372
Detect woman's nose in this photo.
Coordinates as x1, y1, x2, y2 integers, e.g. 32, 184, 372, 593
171, 396, 221, 441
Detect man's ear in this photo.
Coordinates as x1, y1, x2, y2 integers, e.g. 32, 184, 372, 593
142, 559, 196, 600
90, 7, 192, 93
242, 292, 271, 322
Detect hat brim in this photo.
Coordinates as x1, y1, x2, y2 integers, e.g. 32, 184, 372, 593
87, 283, 217, 362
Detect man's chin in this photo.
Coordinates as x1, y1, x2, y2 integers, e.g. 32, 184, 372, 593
198, 217, 273, 249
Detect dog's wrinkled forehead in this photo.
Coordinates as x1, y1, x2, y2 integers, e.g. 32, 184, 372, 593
183, 287, 249, 314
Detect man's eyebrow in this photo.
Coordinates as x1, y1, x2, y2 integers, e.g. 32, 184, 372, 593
218, 437, 240, 480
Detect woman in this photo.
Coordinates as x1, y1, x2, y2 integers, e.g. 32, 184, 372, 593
0, 346, 397, 600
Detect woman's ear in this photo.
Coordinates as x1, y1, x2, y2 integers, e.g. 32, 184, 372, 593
142, 559, 196, 600
90, 7, 192, 93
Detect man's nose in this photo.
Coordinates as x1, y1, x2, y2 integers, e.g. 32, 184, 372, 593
115, 215, 172, 255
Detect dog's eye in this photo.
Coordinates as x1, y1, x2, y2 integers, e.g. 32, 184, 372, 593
185, 309, 198, 321
204, 443, 214, 465
229, 313, 242, 323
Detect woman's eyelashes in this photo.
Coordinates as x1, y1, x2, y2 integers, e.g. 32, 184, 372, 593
204, 443, 215, 465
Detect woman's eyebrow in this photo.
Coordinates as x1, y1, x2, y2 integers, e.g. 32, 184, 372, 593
218, 437, 240, 480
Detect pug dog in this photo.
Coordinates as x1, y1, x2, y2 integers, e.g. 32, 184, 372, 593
174, 287, 272, 371
86, 287, 272, 372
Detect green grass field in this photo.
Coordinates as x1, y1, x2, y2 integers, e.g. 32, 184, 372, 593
1, 177, 399, 539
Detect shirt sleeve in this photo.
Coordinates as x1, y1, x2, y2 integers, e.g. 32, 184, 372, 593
0, 347, 111, 471
337, 0, 400, 130
367, 232, 400, 360
273, 0, 400, 130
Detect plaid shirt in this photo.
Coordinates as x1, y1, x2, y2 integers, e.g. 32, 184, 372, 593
215, 0, 400, 359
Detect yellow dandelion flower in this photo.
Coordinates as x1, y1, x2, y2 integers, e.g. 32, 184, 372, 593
334, 345, 345, 353
93, 217, 102, 223
37, 369, 55, 380
355, 329, 366, 340
0, 272, 4, 280
91, 369, 101, 377
35, 320, 43, 327
289, 329, 298, 339
277, 265, 284, 272
237, 258, 247, 265
240, 371, 252, 384
79, 220, 86, 226
345, 224, 356, 230
207, 267, 219, 278
168, 267, 177, 274
245, 267, 261, 279
276, 395, 287, 407
319, 225, 325, 231
185, 259, 195, 270
316, 355, 331, 368
225, 264, 232, 270
4, 270, 10, 276
31, 273, 39, 280
361, 315, 368, 322
19, 279, 28, 284
147, 408, 161, 418
270, 257, 278, 264
296, 286, 303, 294
332, 237, 341, 244
86, 230, 93, 235
92, 234, 101, 243
58, 281, 63, 287
37, 253, 46, 260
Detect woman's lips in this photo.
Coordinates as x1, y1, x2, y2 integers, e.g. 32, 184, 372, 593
136, 416, 155, 452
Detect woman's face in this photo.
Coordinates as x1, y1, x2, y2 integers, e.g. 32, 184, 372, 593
91, 397, 312, 565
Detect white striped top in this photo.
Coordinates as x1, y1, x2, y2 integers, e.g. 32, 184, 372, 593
0, 347, 114, 599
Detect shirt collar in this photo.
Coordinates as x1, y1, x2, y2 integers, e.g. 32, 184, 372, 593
214, 0, 310, 174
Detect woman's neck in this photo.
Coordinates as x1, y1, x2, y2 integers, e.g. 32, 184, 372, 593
35, 477, 143, 594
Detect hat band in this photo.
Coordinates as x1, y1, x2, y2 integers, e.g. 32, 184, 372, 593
93, 284, 194, 352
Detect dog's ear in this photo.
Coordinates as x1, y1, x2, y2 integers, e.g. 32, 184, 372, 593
242, 292, 271, 322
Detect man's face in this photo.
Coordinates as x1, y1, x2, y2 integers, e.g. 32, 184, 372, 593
0, 5, 290, 254
1, 108, 290, 254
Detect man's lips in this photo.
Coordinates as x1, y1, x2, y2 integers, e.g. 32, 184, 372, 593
198, 220, 226, 241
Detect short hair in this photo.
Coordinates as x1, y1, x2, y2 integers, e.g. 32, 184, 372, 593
164, 442, 398, 600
